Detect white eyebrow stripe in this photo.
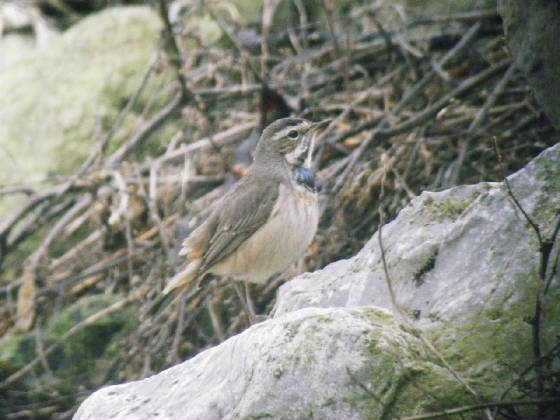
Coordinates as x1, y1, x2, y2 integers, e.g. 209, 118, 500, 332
275, 124, 308, 140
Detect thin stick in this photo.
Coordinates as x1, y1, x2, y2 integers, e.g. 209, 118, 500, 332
78, 50, 161, 174
157, 0, 197, 105
0, 186, 35, 196
107, 91, 184, 166
544, 215, 560, 293
147, 121, 256, 168
399, 398, 560, 420
29, 193, 93, 270
376, 58, 511, 142
1, 291, 141, 388
492, 138, 551, 417
0, 181, 78, 249
375, 162, 491, 418
454, 63, 517, 184
205, 5, 268, 88
34, 319, 53, 376
331, 58, 510, 194
148, 162, 171, 257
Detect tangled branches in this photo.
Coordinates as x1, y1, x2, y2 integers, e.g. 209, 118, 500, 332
0, 1, 557, 419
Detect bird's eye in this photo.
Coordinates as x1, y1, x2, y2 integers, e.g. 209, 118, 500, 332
287, 130, 298, 139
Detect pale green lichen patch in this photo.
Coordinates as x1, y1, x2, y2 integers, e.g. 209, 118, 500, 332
356, 329, 489, 419
343, 263, 560, 419
0, 6, 174, 190
425, 193, 478, 220
422, 274, 560, 419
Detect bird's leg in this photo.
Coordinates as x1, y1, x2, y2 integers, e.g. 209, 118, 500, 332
232, 281, 266, 324
233, 281, 255, 322
244, 283, 257, 317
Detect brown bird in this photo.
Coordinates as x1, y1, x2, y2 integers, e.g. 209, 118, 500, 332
163, 118, 329, 313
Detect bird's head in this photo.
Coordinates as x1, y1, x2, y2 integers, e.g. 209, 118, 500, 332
254, 117, 330, 168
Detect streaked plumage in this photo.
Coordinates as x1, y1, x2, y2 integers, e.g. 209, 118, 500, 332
163, 118, 328, 295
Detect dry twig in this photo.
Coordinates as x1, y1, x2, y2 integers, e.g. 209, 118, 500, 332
0, 3, 557, 418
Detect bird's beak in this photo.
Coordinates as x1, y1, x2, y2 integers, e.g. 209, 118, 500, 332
310, 119, 332, 132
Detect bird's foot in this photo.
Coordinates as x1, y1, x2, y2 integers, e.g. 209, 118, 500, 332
248, 313, 269, 325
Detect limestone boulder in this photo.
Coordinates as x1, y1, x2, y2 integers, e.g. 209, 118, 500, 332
74, 142, 560, 419
0, 6, 170, 189
498, 0, 560, 129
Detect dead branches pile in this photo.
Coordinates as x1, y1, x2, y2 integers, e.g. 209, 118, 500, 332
0, 1, 557, 419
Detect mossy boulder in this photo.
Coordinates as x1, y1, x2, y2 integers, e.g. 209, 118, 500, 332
73, 307, 477, 420
0, 6, 170, 189
0, 294, 135, 386
72, 143, 560, 420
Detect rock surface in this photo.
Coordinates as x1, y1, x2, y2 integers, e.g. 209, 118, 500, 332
73, 307, 440, 420
498, 0, 560, 129
275, 143, 557, 328
0, 6, 169, 188
74, 142, 560, 419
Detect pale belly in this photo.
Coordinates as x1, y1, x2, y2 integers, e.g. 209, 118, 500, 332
210, 184, 319, 284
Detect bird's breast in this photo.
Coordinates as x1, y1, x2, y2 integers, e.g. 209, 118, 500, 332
211, 182, 318, 284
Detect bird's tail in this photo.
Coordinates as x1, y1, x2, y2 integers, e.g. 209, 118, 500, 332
163, 260, 201, 295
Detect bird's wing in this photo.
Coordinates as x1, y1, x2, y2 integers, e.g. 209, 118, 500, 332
195, 175, 280, 276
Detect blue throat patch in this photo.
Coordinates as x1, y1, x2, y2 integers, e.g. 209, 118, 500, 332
295, 166, 315, 192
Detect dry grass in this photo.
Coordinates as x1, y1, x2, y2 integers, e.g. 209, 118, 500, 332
0, 1, 558, 418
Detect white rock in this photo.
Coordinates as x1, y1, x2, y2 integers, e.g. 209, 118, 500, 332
74, 143, 560, 419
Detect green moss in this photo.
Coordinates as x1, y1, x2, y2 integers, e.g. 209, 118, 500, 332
482, 307, 502, 320
0, 228, 44, 280
419, 272, 560, 419
0, 294, 136, 386
242, 413, 275, 420
49, 295, 136, 382
0, 332, 35, 372
344, 275, 560, 419
357, 331, 488, 419
273, 367, 285, 379
0, 6, 176, 190
320, 397, 337, 408
361, 307, 394, 324
426, 193, 478, 220
409, 309, 421, 319
413, 248, 438, 286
